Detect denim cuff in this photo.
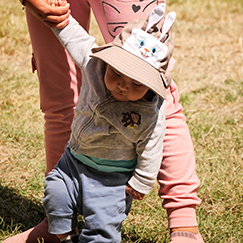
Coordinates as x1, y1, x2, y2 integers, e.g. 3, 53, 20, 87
48, 214, 78, 235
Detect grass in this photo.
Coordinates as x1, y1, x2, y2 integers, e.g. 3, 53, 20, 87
0, 0, 242, 242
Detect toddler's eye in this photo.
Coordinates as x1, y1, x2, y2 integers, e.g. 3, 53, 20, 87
139, 40, 145, 47
112, 69, 121, 77
132, 82, 142, 87
152, 47, 157, 53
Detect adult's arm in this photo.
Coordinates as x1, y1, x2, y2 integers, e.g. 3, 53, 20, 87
19, 0, 70, 28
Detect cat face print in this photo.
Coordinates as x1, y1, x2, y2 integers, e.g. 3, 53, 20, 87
102, 0, 163, 40
122, 28, 168, 69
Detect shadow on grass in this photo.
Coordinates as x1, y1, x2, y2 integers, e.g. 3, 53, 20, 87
0, 184, 167, 242
0, 183, 45, 234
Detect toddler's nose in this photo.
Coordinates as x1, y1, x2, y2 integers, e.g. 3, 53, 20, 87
118, 80, 128, 91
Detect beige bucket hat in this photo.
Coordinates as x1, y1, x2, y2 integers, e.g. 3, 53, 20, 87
90, 3, 176, 99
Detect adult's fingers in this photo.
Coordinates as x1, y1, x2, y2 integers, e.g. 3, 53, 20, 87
45, 17, 69, 29
45, 9, 70, 24
46, 3, 70, 18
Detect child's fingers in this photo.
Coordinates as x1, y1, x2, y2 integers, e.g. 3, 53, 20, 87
55, 18, 70, 29
58, 0, 68, 7
126, 185, 145, 200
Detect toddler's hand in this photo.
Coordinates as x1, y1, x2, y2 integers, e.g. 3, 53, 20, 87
57, 0, 68, 7
126, 184, 145, 200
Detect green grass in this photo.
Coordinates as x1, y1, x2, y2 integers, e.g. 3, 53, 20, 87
0, 0, 243, 242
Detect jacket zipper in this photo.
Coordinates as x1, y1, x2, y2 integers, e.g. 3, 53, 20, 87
75, 97, 113, 148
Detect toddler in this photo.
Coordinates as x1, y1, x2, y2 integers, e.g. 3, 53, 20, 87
43, 3, 175, 242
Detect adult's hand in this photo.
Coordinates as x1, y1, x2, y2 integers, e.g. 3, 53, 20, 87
24, 0, 70, 28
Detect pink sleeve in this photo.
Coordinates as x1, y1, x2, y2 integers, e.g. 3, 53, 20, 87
158, 80, 201, 229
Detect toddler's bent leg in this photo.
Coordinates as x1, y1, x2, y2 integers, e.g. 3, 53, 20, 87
43, 170, 78, 235
79, 167, 133, 242
43, 149, 81, 235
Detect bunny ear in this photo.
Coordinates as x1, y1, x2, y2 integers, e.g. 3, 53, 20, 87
145, 3, 166, 32
160, 11, 176, 40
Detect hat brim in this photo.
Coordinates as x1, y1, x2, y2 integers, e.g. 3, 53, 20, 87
90, 46, 166, 100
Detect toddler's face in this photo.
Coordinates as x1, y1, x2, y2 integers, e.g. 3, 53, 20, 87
104, 65, 149, 101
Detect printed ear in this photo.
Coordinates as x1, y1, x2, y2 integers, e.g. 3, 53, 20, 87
145, 3, 166, 32
160, 11, 176, 40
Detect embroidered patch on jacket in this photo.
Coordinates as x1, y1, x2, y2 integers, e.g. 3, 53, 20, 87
122, 111, 141, 128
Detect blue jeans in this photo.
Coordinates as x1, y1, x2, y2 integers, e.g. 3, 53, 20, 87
43, 146, 133, 243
